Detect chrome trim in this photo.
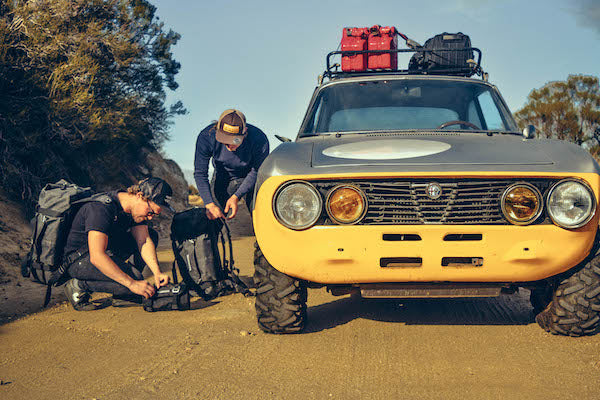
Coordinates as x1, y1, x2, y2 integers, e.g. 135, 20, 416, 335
546, 179, 596, 229
272, 180, 322, 230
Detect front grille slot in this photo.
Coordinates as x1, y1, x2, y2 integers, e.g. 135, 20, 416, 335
382, 234, 422, 241
443, 234, 483, 241
380, 257, 422, 268
442, 257, 484, 267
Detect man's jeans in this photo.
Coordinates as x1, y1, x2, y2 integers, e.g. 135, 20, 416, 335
211, 174, 253, 213
66, 228, 158, 296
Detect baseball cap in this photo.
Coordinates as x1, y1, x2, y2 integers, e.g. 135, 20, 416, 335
139, 177, 175, 212
216, 109, 247, 146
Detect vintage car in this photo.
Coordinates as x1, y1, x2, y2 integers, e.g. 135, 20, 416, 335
251, 38, 600, 336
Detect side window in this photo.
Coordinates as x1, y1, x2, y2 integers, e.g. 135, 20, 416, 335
477, 91, 505, 130
303, 97, 323, 134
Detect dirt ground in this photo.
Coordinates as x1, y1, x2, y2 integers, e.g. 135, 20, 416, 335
1, 195, 600, 399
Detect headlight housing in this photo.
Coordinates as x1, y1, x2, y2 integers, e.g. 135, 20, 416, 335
326, 185, 367, 224
501, 183, 543, 225
547, 179, 596, 229
273, 181, 322, 230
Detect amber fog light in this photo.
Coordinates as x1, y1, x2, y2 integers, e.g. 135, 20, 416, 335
326, 185, 367, 224
501, 184, 542, 225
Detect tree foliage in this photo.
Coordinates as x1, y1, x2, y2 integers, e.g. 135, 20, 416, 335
0, 0, 185, 210
515, 75, 600, 153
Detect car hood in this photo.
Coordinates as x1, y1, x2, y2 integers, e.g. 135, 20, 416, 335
255, 133, 600, 201
312, 133, 552, 167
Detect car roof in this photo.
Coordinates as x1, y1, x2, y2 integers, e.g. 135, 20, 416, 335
320, 74, 495, 90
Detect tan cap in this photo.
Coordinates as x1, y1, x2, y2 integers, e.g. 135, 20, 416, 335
216, 109, 247, 145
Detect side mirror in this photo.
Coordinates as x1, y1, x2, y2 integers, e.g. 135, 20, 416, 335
522, 125, 536, 139
275, 135, 292, 143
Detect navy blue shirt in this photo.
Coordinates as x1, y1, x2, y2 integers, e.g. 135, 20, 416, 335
193, 123, 270, 205
64, 191, 143, 255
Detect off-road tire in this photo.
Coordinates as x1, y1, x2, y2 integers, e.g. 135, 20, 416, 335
530, 285, 553, 315
536, 255, 600, 336
253, 243, 307, 334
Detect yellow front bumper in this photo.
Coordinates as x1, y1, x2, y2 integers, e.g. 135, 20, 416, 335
253, 172, 600, 284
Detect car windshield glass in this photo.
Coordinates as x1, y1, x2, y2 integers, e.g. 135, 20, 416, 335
300, 79, 519, 135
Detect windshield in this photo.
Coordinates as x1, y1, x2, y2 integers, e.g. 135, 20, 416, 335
300, 79, 519, 136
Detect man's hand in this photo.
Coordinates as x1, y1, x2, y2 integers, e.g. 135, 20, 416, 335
128, 280, 156, 299
154, 272, 170, 288
205, 203, 224, 220
224, 195, 239, 219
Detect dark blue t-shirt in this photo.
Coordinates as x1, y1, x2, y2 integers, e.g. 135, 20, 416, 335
64, 191, 142, 255
193, 123, 269, 205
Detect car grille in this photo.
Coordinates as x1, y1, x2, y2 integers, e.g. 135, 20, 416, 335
313, 178, 555, 225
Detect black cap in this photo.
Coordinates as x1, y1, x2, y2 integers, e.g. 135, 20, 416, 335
139, 177, 175, 212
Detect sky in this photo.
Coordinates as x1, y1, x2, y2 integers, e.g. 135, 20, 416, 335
151, 0, 600, 177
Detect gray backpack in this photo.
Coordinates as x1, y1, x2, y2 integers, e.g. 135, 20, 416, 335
21, 179, 112, 305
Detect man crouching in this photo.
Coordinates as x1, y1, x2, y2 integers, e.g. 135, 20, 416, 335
62, 177, 174, 310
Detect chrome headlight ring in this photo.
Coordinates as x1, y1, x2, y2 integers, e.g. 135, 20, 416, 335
546, 179, 596, 229
500, 182, 543, 226
325, 185, 368, 225
272, 180, 322, 230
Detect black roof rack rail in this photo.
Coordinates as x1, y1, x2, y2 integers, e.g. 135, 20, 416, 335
323, 47, 484, 80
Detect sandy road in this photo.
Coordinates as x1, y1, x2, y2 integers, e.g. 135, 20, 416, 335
1, 234, 600, 399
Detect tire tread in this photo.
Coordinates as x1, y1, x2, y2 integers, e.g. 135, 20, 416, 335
253, 243, 307, 334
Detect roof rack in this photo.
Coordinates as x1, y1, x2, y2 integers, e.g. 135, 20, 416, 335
323, 47, 485, 81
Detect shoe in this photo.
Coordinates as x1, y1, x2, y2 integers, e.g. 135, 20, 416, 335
64, 279, 95, 311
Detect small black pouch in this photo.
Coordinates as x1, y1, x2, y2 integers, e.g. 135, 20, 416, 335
143, 283, 190, 312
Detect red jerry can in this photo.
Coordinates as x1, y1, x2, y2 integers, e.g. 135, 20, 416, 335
367, 25, 398, 70
341, 27, 369, 72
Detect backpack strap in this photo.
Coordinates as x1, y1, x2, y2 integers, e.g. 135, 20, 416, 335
170, 234, 179, 284
43, 286, 52, 307
217, 220, 253, 297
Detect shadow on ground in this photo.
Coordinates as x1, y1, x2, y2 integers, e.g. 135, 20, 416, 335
305, 291, 535, 333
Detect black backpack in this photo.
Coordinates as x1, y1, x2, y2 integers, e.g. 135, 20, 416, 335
170, 207, 253, 300
408, 32, 474, 75
21, 179, 113, 305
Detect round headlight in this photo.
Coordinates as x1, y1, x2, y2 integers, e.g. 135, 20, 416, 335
326, 185, 367, 224
547, 180, 595, 229
273, 181, 322, 230
501, 184, 542, 225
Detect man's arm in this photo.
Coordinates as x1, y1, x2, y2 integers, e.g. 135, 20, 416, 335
88, 230, 155, 298
194, 127, 225, 219
130, 224, 169, 287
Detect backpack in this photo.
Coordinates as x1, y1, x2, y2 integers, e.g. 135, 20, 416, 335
21, 179, 113, 306
408, 32, 474, 75
170, 207, 253, 300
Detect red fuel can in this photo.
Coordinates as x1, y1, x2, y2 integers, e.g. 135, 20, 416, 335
341, 27, 368, 72
367, 25, 398, 70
